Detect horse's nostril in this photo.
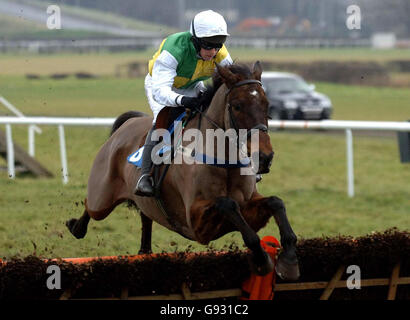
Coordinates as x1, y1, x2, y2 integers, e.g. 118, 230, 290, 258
258, 152, 274, 170
264, 152, 274, 167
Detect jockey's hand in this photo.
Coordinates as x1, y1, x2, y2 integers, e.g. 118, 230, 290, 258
181, 96, 201, 110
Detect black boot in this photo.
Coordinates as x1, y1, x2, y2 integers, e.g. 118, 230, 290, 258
134, 126, 157, 197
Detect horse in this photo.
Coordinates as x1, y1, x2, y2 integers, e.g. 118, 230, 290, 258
66, 61, 300, 280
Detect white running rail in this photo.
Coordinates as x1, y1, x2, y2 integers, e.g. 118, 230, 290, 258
0, 116, 409, 196
268, 120, 410, 197
0, 116, 114, 184
0, 96, 42, 157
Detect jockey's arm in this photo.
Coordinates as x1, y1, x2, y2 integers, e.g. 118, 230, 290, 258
151, 50, 182, 107
218, 52, 233, 67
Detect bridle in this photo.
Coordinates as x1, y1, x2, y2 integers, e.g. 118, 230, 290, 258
197, 79, 268, 146
225, 79, 268, 139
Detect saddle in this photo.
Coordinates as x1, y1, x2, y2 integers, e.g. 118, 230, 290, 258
127, 107, 187, 171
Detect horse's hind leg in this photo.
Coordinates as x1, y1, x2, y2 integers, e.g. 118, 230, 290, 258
139, 212, 153, 254
66, 209, 90, 239
213, 197, 274, 276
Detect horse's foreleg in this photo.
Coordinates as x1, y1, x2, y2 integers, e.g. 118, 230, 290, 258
212, 197, 274, 276
242, 195, 299, 280
268, 196, 299, 281
189, 197, 273, 275
66, 209, 90, 239
138, 212, 153, 254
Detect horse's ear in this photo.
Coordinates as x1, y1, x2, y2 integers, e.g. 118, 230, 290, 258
215, 63, 240, 88
253, 61, 262, 81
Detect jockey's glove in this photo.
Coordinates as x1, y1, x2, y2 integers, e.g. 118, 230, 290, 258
180, 96, 201, 110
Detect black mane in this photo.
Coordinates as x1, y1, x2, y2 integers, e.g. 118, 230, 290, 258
225, 63, 253, 78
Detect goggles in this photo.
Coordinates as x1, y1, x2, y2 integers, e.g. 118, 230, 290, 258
199, 39, 223, 50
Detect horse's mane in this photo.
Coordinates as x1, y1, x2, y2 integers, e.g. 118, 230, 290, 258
199, 62, 252, 109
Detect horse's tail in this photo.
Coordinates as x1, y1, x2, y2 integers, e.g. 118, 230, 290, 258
110, 110, 148, 136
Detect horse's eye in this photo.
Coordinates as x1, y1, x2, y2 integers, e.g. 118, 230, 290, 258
234, 105, 241, 111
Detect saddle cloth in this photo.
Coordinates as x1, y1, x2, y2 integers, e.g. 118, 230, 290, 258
127, 112, 186, 168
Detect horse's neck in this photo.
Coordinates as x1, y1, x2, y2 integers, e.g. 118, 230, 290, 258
202, 84, 227, 131
200, 85, 235, 158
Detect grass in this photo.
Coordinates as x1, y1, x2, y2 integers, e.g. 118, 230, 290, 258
0, 13, 117, 40
1, 48, 410, 76
1, 75, 409, 121
1, 127, 409, 259
0, 75, 149, 117
17, 0, 174, 33
315, 82, 410, 121
0, 54, 147, 76
0, 13, 45, 35
0, 0, 176, 41
229, 47, 410, 63
0, 51, 409, 259
7, 0, 176, 33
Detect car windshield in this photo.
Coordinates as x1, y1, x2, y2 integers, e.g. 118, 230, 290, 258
263, 77, 312, 94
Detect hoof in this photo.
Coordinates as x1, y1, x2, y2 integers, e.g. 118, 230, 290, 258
275, 253, 300, 281
248, 251, 275, 276
66, 218, 87, 239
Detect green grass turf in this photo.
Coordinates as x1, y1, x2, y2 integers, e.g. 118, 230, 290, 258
0, 56, 409, 259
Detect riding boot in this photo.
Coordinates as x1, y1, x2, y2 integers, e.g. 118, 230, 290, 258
134, 126, 157, 197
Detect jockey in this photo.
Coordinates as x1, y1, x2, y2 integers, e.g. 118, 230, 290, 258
135, 10, 233, 197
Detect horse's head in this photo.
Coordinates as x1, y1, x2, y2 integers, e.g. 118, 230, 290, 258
215, 62, 274, 174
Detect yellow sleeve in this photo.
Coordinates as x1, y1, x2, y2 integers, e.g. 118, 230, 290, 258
215, 44, 229, 63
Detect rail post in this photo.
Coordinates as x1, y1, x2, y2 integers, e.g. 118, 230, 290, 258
58, 124, 69, 184
5, 124, 15, 179
28, 125, 35, 157
346, 129, 354, 197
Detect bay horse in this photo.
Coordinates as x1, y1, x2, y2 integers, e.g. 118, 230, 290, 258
66, 61, 299, 279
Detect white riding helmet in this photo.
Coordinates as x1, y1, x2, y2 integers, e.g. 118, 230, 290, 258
190, 10, 230, 39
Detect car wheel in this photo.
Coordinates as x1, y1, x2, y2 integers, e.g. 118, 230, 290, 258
320, 110, 331, 120
294, 109, 305, 120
